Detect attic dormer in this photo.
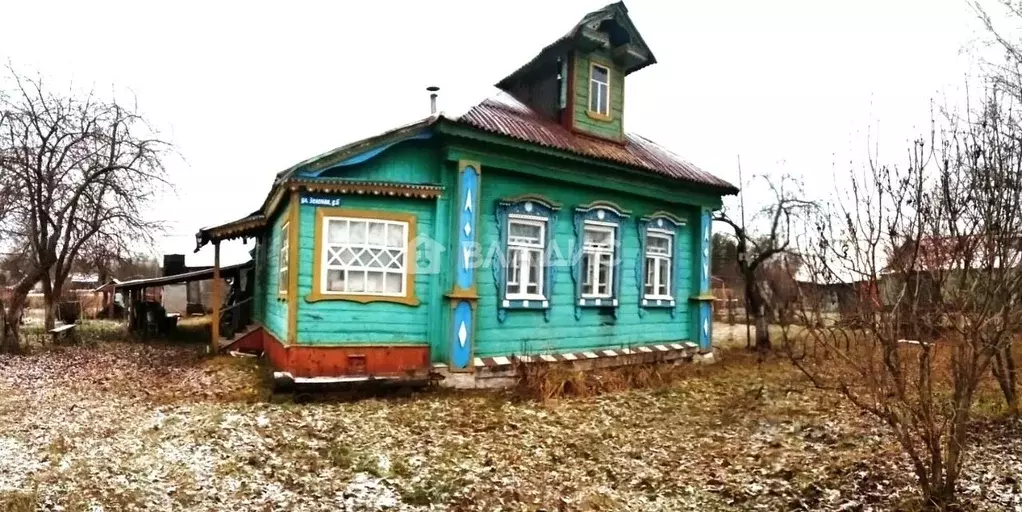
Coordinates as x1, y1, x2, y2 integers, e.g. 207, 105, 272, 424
495, 2, 656, 144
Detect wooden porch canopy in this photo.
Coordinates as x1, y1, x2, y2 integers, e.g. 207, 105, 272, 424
111, 261, 253, 291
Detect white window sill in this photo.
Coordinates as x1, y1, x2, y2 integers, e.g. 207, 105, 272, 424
506, 294, 547, 301
322, 291, 405, 297
641, 296, 676, 308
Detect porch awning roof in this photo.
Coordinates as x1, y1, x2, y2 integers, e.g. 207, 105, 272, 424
111, 261, 253, 291
194, 179, 444, 250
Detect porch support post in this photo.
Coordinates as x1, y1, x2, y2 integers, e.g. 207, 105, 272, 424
211, 241, 221, 353
445, 160, 481, 371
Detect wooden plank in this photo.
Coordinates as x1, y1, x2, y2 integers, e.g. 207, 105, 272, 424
287, 190, 300, 344
211, 241, 221, 353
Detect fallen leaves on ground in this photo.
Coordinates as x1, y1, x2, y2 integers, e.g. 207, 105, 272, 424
0, 342, 1018, 511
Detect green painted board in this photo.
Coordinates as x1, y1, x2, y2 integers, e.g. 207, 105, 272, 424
259, 208, 289, 342
474, 168, 697, 357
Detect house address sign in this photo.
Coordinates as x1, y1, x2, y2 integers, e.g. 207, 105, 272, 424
300, 195, 342, 207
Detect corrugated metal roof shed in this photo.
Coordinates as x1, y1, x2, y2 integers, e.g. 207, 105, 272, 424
456, 93, 737, 193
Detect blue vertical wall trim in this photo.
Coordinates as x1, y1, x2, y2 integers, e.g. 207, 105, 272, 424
452, 300, 473, 369
697, 208, 713, 350
699, 301, 712, 349
572, 202, 630, 319
449, 162, 480, 370
700, 210, 711, 291
455, 166, 479, 290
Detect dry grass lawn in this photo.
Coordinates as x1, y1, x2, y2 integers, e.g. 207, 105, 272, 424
0, 330, 1017, 511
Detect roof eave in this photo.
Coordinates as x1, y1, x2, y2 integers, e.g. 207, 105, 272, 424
194, 116, 445, 251
436, 118, 739, 196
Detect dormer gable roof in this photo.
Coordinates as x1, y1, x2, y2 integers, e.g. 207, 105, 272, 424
495, 2, 656, 91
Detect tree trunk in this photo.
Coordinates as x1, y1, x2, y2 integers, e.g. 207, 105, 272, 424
41, 274, 57, 330
922, 486, 956, 511
1, 266, 49, 353
754, 312, 770, 351
992, 343, 1019, 417
746, 280, 771, 352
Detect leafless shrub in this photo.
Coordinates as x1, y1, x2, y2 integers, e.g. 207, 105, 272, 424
787, 91, 1022, 509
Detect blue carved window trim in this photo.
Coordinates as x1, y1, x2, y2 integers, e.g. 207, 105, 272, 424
571, 201, 630, 320
492, 195, 560, 322
635, 212, 686, 318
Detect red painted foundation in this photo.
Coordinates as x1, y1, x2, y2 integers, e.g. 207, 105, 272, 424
229, 326, 430, 379
228, 327, 265, 353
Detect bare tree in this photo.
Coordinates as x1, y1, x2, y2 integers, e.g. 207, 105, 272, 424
967, 0, 1022, 416
714, 176, 813, 352
0, 66, 169, 350
789, 93, 1022, 509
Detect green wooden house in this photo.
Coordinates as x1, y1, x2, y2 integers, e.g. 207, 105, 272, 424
196, 2, 737, 386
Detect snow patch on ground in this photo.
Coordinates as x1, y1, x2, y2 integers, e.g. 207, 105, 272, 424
0, 436, 45, 491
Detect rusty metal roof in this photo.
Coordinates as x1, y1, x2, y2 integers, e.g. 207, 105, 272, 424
456, 93, 737, 193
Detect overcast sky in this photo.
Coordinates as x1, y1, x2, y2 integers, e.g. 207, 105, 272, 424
0, 0, 991, 266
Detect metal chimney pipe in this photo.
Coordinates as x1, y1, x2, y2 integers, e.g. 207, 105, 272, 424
427, 86, 439, 115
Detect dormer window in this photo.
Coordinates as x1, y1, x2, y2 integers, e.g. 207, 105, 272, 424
589, 63, 610, 118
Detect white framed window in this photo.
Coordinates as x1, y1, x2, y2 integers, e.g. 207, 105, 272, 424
644, 230, 673, 299
506, 215, 546, 300
589, 63, 610, 116
320, 216, 408, 296
278, 221, 290, 295
582, 222, 615, 298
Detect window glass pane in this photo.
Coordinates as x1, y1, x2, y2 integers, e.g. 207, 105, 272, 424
326, 269, 345, 292
658, 258, 671, 295
598, 254, 611, 295
509, 222, 542, 244
387, 224, 405, 248
384, 273, 402, 293
366, 271, 385, 293
350, 221, 367, 244
338, 248, 356, 265
368, 222, 386, 245
378, 250, 395, 269
582, 253, 592, 285
590, 81, 600, 112
644, 257, 655, 293
592, 65, 608, 83
507, 249, 521, 286
584, 227, 612, 249
648, 234, 671, 255
279, 270, 288, 291
327, 220, 348, 244
347, 271, 367, 292
527, 250, 542, 294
